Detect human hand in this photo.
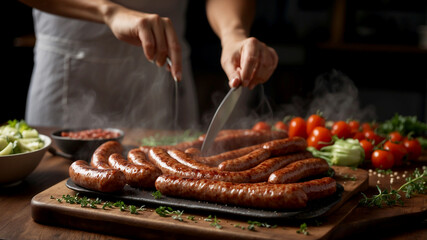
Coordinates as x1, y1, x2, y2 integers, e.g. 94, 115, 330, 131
105, 6, 182, 81
220, 37, 278, 89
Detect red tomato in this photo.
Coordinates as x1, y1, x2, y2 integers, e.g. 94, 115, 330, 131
361, 122, 372, 132
363, 130, 383, 145
359, 139, 373, 160
307, 126, 332, 150
402, 138, 422, 161
274, 121, 288, 132
388, 131, 403, 142
252, 121, 271, 131
331, 121, 352, 139
371, 149, 394, 169
383, 141, 407, 166
348, 120, 360, 132
353, 131, 365, 141
306, 114, 325, 136
288, 117, 308, 138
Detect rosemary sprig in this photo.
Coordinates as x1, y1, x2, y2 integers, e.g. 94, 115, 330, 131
360, 168, 426, 207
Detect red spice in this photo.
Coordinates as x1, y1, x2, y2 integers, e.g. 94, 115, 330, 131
61, 129, 121, 140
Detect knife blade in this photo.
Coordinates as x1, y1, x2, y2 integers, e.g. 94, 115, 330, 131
166, 57, 179, 131
201, 86, 242, 155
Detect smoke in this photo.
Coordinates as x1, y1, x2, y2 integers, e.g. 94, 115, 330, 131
201, 69, 377, 130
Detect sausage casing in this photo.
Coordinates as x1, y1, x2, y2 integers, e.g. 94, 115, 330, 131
268, 158, 330, 184
69, 160, 126, 192
217, 148, 271, 171
108, 153, 161, 188
91, 141, 123, 169
155, 175, 308, 209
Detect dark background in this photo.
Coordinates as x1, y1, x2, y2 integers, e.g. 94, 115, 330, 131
4, 0, 427, 127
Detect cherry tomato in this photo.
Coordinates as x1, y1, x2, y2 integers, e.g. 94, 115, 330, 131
363, 130, 383, 145
371, 149, 394, 169
402, 138, 422, 161
307, 126, 332, 150
388, 131, 403, 142
383, 140, 407, 166
252, 121, 271, 131
348, 120, 360, 132
352, 131, 365, 141
288, 117, 307, 138
361, 122, 372, 132
306, 114, 325, 136
274, 121, 288, 132
359, 139, 373, 160
331, 121, 352, 139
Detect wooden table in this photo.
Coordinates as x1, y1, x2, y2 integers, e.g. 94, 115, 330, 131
0, 127, 426, 239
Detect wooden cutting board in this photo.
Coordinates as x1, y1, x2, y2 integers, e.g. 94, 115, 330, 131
31, 166, 368, 240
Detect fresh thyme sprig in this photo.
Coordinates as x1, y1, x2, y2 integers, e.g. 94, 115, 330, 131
51, 194, 145, 214
360, 168, 426, 207
155, 206, 184, 221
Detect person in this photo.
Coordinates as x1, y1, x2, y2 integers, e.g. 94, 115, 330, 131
19, 0, 278, 129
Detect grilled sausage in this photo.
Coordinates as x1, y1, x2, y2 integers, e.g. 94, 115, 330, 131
268, 158, 330, 184
148, 147, 312, 183
69, 160, 126, 192
155, 175, 308, 209
167, 149, 217, 170
91, 141, 123, 169
108, 153, 161, 188
262, 136, 307, 156
217, 148, 271, 171
289, 177, 337, 200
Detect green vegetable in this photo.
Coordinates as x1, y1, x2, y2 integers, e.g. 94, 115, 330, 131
141, 130, 202, 146
0, 119, 44, 155
376, 114, 427, 137
307, 137, 364, 167
417, 137, 427, 149
359, 168, 426, 207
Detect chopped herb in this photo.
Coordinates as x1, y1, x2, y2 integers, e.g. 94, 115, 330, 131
247, 220, 277, 230
376, 168, 393, 175
360, 168, 426, 207
209, 216, 222, 229
152, 190, 163, 199
296, 223, 309, 235
187, 216, 195, 221
155, 206, 184, 221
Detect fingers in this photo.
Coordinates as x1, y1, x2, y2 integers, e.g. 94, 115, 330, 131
239, 38, 278, 90
137, 14, 182, 80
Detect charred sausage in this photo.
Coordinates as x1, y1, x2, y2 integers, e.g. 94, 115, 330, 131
268, 158, 330, 184
262, 136, 307, 156
155, 175, 308, 209
108, 153, 161, 188
217, 148, 271, 171
148, 147, 312, 183
69, 160, 126, 192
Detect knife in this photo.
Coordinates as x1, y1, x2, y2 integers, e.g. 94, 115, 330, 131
201, 86, 243, 155
166, 57, 179, 131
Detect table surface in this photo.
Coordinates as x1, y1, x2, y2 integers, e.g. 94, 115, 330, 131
0, 127, 426, 240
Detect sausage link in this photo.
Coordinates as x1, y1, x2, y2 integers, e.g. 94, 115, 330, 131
194, 144, 263, 166
69, 160, 126, 192
127, 148, 158, 169
148, 148, 312, 183
268, 158, 330, 184
262, 137, 307, 156
91, 141, 123, 169
184, 147, 201, 157
167, 149, 217, 170
289, 177, 337, 200
139, 139, 203, 155
217, 148, 271, 171
202, 130, 289, 156
155, 175, 308, 209
108, 153, 161, 188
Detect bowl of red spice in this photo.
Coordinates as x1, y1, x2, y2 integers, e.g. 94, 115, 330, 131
51, 128, 124, 161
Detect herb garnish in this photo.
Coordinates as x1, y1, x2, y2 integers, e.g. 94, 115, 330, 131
152, 190, 162, 199
360, 168, 426, 207
247, 220, 277, 231
51, 194, 145, 214
155, 206, 184, 221
296, 223, 309, 235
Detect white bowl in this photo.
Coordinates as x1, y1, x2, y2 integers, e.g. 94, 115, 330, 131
0, 134, 51, 185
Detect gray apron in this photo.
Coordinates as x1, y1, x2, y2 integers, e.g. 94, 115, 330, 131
26, 0, 198, 129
